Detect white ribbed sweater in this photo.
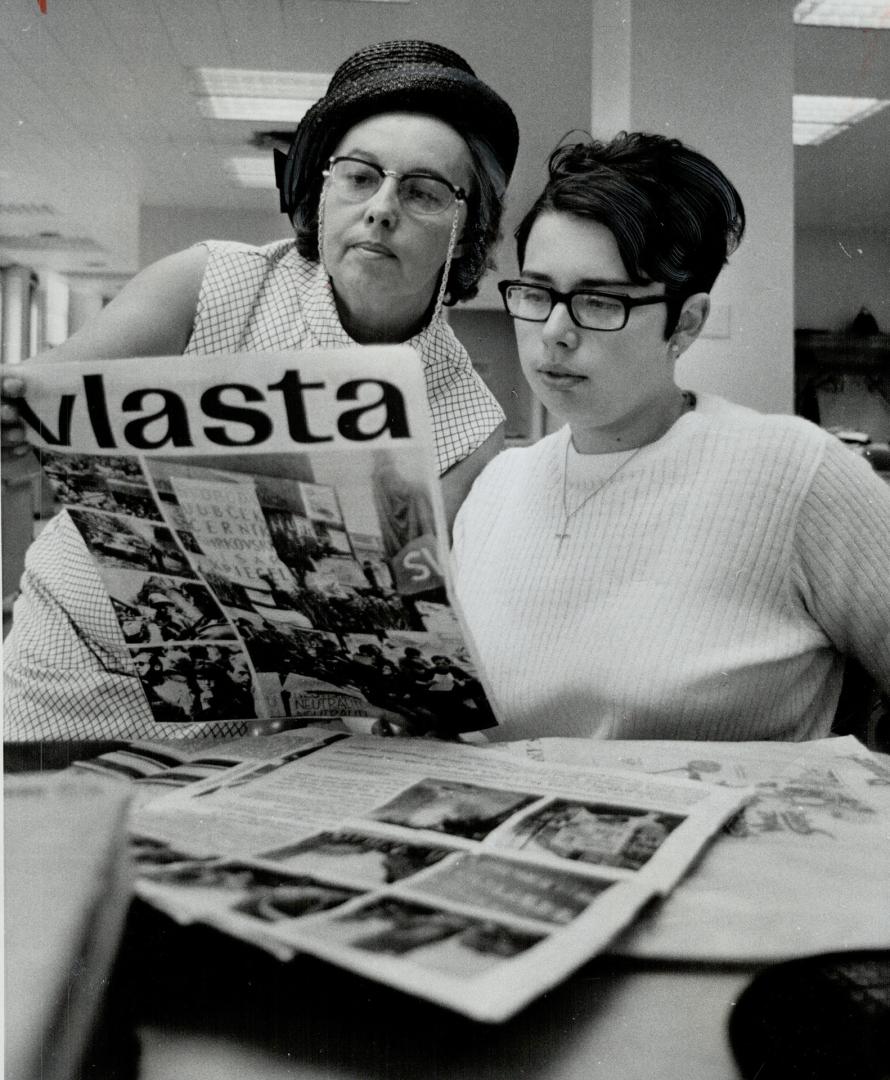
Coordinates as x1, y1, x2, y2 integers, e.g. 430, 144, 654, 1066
452, 395, 890, 742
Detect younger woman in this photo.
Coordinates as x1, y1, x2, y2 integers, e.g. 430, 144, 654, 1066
454, 133, 890, 742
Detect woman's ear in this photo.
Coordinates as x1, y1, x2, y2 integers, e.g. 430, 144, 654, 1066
671, 293, 710, 354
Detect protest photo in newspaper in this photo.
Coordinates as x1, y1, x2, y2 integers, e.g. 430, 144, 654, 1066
19, 347, 498, 738
129, 730, 751, 1022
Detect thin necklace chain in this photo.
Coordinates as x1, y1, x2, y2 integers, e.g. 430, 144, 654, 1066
556, 441, 644, 545
555, 390, 695, 546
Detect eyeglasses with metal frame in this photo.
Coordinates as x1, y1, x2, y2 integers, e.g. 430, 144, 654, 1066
498, 280, 668, 332
324, 156, 467, 216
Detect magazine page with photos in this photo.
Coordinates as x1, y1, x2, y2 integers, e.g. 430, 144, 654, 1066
130, 732, 751, 1022
20, 348, 498, 739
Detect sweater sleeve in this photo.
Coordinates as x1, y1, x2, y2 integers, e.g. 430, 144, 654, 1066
792, 436, 890, 695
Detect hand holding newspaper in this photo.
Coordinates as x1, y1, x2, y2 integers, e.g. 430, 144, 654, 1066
19, 347, 497, 739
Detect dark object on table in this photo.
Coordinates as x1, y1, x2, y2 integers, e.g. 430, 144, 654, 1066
728, 950, 890, 1079
4, 740, 129, 773
849, 307, 881, 337
862, 444, 890, 472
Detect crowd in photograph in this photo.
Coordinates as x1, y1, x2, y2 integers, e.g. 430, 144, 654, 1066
130, 643, 256, 724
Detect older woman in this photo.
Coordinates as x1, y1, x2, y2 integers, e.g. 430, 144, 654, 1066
4, 39, 518, 740
453, 132, 890, 742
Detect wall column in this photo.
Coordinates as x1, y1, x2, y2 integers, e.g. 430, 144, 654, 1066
627, 0, 795, 413
1, 265, 34, 366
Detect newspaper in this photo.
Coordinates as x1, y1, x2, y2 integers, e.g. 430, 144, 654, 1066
68, 726, 348, 807
128, 730, 751, 1022
503, 735, 890, 962
21, 348, 497, 738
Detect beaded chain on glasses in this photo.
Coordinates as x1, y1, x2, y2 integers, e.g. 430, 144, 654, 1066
555, 389, 696, 546
317, 179, 462, 326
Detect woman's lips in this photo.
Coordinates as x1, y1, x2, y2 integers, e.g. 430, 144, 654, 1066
538, 367, 586, 388
352, 241, 395, 258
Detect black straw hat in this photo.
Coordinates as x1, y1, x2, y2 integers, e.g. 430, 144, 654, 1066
274, 39, 519, 219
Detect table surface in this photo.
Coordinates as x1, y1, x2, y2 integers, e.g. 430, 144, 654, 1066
6, 743, 752, 1080
115, 903, 750, 1080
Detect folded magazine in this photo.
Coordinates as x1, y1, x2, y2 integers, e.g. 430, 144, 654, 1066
21, 347, 496, 738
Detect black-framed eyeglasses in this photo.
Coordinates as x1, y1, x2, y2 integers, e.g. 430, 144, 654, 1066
498, 280, 668, 332
323, 156, 467, 216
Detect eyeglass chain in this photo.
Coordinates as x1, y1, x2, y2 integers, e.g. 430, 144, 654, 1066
432, 205, 461, 322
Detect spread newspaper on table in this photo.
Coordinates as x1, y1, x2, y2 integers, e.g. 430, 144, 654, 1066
20, 348, 496, 739
123, 728, 749, 1022
503, 734, 890, 964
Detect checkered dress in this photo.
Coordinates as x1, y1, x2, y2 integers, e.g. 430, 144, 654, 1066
4, 240, 504, 741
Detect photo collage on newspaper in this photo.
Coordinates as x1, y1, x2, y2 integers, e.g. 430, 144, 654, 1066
24, 348, 497, 737
129, 730, 749, 1021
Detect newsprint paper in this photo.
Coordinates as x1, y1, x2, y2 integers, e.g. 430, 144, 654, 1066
125, 727, 749, 1022
503, 734, 890, 964
20, 347, 751, 1020
20, 347, 497, 738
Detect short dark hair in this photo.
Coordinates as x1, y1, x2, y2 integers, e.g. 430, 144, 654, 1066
515, 132, 745, 335
294, 128, 507, 305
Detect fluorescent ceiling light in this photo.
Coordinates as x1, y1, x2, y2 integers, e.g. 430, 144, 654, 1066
227, 156, 278, 188
793, 94, 890, 143
793, 120, 838, 144
794, 1, 890, 28
193, 68, 329, 123
201, 96, 315, 122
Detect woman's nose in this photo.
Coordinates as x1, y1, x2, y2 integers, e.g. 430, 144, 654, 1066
364, 176, 400, 227
541, 302, 579, 349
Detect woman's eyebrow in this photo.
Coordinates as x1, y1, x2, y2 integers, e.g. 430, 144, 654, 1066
520, 271, 638, 289
336, 147, 380, 162
336, 148, 450, 180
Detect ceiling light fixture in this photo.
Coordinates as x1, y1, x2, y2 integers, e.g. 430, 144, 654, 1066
227, 155, 278, 189
793, 94, 890, 144
793, 1, 890, 28
193, 68, 329, 123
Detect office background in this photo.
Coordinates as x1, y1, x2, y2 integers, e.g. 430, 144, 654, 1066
2, 0, 888, 606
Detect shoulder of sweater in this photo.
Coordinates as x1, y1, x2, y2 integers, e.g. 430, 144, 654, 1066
691, 392, 834, 457
471, 431, 561, 484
